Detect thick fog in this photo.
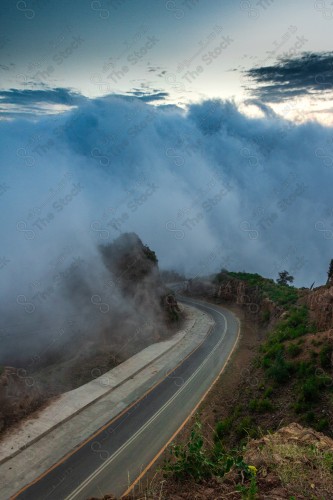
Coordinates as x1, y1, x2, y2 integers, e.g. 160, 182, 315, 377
1, 94, 333, 362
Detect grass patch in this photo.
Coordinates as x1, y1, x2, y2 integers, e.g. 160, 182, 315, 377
266, 352, 294, 384
214, 417, 233, 441
251, 436, 333, 497
287, 343, 302, 358
249, 398, 274, 413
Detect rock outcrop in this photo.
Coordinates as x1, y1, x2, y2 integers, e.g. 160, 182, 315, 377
300, 284, 333, 331
187, 274, 282, 322
99, 232, 181, 323
0, 233, 182, 434
243, 422, 333, 499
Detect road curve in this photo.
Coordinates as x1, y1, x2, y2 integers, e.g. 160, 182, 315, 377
12, 297, 240, 500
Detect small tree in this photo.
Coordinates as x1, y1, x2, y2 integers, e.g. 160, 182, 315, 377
277, 270, 294, 286
327, 259, 333, 285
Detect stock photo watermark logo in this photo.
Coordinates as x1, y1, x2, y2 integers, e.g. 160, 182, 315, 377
5, 368, 35, 401
314, 0, 333, 19
315, 221, 333, 239
239, 220, 259, 240
240, 179, 309, 240
165, 134, 203, 166
0, 256, 10, 271
181, 34, 234, 84
16, 183, 83, 240
165, 0, 201, 20
166, 182, 233, 239
109, 36, 159, 82
90, 0, 130, 19
240, 0, 275, 19
90, 107, 158, 168
189, 246, 233, 280
315, 147, 333, 168
33, 182, 83, 230
16, 294, 36, 314
0, 182, 10, 197
16, 0, 36, 19
90, 30, 160, 91
91, 0, 110, 18
91, 294, 110, 313
23, 171, 73, 226
31, 257, 85, 304
91, 24, 149, 91
16, 0, 53, 19
90, 182, 159, 240
240, 180, 308, 240
271, 245, 309, 278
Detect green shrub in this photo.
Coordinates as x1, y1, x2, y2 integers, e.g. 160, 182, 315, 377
323, 451, 333, 471
294, 401, 310, 414
163, 420, 252, 482
163, 421, 222, 481
287, 343, 302, 358
143, 245, 158, 263
235, 417, 256, 439
320, 345, 333, 370
316, 418, 329, 432
233, 404, 243, 418
300, 376, 320, 402
262, 310, 271, 323
266, 353, 294, 384
263, 386, 273, 398
298, 373, 331, 403
296, 361, 315, 378
249, 398, 273, 413
262, 342, 285, 360
214, 417, 233, 441
305, 411, 315, 424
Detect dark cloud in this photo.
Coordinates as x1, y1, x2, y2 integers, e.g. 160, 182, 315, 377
0, 87, 85, 107
127, 89, 169, 102
244, 52, 333, 102
0, 63, 15, 71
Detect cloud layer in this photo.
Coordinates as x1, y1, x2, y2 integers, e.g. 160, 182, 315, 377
244, 52, 333, 103
1, 92, 333, 360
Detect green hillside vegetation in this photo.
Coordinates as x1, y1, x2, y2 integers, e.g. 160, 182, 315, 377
159, 272, 333, 498
213, 304, 333, 447
215, 271, 299, 308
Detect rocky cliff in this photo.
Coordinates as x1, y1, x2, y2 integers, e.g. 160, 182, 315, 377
186, 272, 283, 324
300, 283, 333, 331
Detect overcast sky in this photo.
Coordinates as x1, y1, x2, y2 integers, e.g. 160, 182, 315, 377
1, 0, 333, 122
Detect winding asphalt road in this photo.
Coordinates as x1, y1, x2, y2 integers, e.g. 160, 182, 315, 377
12, 297, 239, 500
